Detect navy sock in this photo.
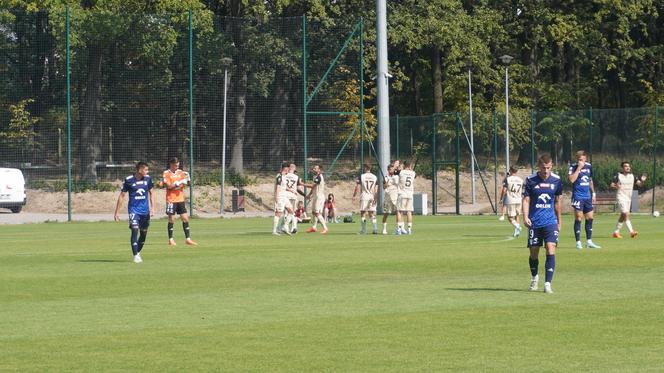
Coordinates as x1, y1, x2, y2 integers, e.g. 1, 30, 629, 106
130, 228, 139, 255
137, 230, 147, 253
585, 219, 593, 240
183, 222, 190, 239
574, 220, 581, 241
529, 257, 539, 277
545, 254, 556, 283
167, 222, 174, 239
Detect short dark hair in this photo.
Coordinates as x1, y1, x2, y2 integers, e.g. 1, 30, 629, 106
363, 163, 371, 171
403, 160, 412, 167
281, 162, 290, 169
136, 161, 148, 171
169, 157, 179, 165
575, 150, 587, 159
621, 161, 630, 167
509, 166, 518, 174
537, 154, 552, 165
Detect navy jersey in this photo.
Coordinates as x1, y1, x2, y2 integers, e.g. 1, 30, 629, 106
121, 175, 153, 215
568, 162, 593, 200
523, 172, 562, 228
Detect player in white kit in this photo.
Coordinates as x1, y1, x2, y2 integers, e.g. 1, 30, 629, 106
305, 164, 329, 234
396, 160, 416, 235
611, 161, 646, 238
273, 162, 294, 236
284, 163, 305, 233
353, 163, 378, 234
381, 163, 400, 235
500, 166, 524, 237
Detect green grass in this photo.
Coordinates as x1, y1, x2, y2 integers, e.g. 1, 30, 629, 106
1, 215, 663, 372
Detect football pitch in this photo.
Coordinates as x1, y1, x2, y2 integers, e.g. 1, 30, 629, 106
2, 215, 663, 371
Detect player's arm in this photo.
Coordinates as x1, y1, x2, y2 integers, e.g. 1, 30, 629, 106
554, 194, 562, 231
352, 181, 360, 199
590, 179, 596, 203
148, 189, 155, 217
635, 174, 647, 188
522, 195, 531, 227
113, 191, 126, 221
609, 174, 619, 190
568, 164, 581, 183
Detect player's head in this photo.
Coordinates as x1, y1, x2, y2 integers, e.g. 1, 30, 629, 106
312, 164, 321, 174
536, 154, 553, 178
509, 166, 518, 175
391, 159, 400, 169
136, 161, 149, 177
289, 163, 296, 173
403, 160, 412, 169
621, 161, 631, 173
168, 157, 180, 170
576, 150, 587, 162
363, 163, 371, 172
281, 162, 290, 173
387, 164, 394, 174
297, 200, 304, 208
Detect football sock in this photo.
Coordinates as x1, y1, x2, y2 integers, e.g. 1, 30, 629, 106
407, 223, 412, 230
130, 228, 139, 255
585, 219, 593, 240
361, 218, 366, 232
545, 254, 556, 283
511, 220, 519, 229
183, 222, 190, 239
529, 257, 539, 277
167, 222, 174, 239
137, 230, 147, 252
625, 220, 633, 232
574, 219, 581, 242
292, 214, 298, 230
371, 218, 377, 231
311, 215, 318, 228
320, 215, 328, 230
614, 221, 623, 232
382, 223, 387, 231
272, 216, 279, 233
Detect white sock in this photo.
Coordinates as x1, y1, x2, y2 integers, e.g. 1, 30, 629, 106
511, 220, 519, 229
361, 218, 366, 231
382, 222, 387, 230
407, 223, 412, 230
273, 216, 279, 233
371, 218, 377, 231
625, 220, 633, 232
615, 222, 623, 232
292, 214, 298, 230
320, 216, 328, 230
311, 215, 318, 229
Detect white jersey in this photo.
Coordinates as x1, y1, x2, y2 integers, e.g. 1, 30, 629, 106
275, 173, 288, 199
312, 173, 326, 199
384, 174, 399, 197
614, 173, 635, 201
283, 172, 300, 199
358, 172, 378, 199
398, 169, 416, 198
504, 175, 524, 204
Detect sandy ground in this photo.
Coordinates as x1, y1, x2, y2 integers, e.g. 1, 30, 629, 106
2, 170, 663, 224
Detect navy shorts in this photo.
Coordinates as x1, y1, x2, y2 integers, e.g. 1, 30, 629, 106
166, 202, 187, 215
128, 213, 150, 230
527, 225, 558, 248
571, 198, 593, 213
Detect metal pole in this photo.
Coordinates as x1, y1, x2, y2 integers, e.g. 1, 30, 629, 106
220, 69, 228, 214
493, 111, 498, 214
376, 0, 391, 210
505, 66, 510, 172
653, 105, 659, 214
302, 16, 308, 205
188, 9, 194, 215
588, 106, 593, 163
432, 115, 437, 215
456, 113, 461, 215
531, 111, 536, 173
396, 114, 400, 159
66, 6, 72, 222
468, 68, 476, 204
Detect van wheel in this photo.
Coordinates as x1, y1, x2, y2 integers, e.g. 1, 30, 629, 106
10, 206, 22, 213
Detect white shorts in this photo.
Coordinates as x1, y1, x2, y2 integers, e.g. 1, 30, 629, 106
311, 197, 325, 214
288, 198, 298, 212
397, 195, 413, 212
507, 203, 521, 218
360, 197, 376, 212
383, 192, 398, 214
617, 198, 631, 213
274, 197, 293, 213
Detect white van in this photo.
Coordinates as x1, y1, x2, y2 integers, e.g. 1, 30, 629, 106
0, 168, 26, 213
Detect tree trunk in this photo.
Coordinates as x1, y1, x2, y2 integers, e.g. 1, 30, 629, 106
79, 47, 103, 184
432, 48, 443, 113
229, 69, 247, 174
267, 72, 289, 169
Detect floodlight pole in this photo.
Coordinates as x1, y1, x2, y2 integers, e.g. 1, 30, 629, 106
499, 55, 513, 173
376, 0, 391, 213
468, 68, 476, 205
220, 68, 228, 214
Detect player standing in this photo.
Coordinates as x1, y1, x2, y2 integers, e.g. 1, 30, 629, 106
611, 161, 646, 238
381, 163, 400, 235
306, 164, 328, 234
273, 162, 294, 236
162, 157, 197, 246
396, 160, 416, 235
522, 154, 562, 294
568, 150, 601, 249
113, 162, 155, 263
353, 163, 378, 234
500, 166, 523, 237
285, 163, 304, 233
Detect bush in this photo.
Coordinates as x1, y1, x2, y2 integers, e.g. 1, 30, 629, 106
192, 169, 256, 188
29, 180, 117, 193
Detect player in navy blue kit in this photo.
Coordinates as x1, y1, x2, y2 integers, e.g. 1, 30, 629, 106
113, 162, 155, 263
522, 154, 562, 294
568, 150, 601, 249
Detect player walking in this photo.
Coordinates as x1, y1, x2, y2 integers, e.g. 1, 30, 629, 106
113, 162, 155, 263
381, 163, 400, 235
396, 160, 416, 235
568, 150, 601, 249
305, 164, 328, 234
353, 163, 379, 234
162, 157, 197, 246
523, 154, 562, 294
500, 166, 523, 237
611, 161, 646, 238
273, 163, 294, 236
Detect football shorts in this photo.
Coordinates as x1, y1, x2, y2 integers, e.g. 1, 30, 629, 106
571, 198, 593, 213
617, 198, 631, 213
383, 192, 398, 214
128, 213, 150, 230
506, 203, 521, 218
274, 197, 293, 213
166, 201, 187, 215
311, 197, 325, 214
360, 197, 376, 212
397, 195, 414, 212
527, 224, 559, 248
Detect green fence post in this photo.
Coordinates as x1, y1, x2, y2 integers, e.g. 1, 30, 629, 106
66, 6, 72, 222
396, 114, 400, 159
455, 113, 461, 215
188, 9, 194, 215
588, 106, 593, 163
302, 15, 308, 203
431, 115, 437, 215
530, 110, 536, 173
653, 105, 659, 214
493, 111, 498, 214
359, 18, 365, 171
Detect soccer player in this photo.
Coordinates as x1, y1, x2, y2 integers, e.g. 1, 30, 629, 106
273, 162, 294, 236
396, 160, 416, 235
381, 163, 399, 235
500, 166, 523, 237
285, 163, 304, 233
353, 163, 379, 234
113, 162, 155, 263
568, 150, 601, 249
162, 157, 197, 246
523, 154, 562, 294
610, 161, 646, 238
305, 164, 328, 234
